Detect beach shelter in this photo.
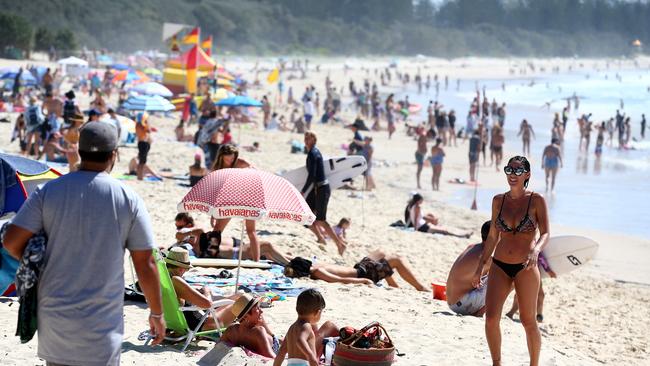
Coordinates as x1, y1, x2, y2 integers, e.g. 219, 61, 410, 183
178, 168, 315, 292
166, 46, 216, 72
162, 67, 209, 95
57, 56, 89, 76
0, 153, 61, 296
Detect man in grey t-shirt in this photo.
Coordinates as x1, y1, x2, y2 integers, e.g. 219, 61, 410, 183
4, 122, 165, 365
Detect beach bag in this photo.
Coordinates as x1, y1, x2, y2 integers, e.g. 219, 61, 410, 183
26, 106, 42, 130
332, 322, 396, 366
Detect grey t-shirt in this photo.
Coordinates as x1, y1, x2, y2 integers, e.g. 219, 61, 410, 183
12, 170, 154, 366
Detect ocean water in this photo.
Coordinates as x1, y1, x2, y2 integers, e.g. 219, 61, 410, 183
401, 69, 650, 238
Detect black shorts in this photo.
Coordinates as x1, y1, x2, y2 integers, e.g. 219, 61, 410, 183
354, 257, 394, 283
137, 141, 151, 164
417, 223, 430, 233
183, 310, 204, 330
306, 184, 331, 221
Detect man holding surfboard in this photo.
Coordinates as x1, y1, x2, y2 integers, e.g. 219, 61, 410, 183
302, 132, 346, 255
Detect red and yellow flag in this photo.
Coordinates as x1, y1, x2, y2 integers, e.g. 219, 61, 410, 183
201, 35, 213, 56
182, 27, 200, 44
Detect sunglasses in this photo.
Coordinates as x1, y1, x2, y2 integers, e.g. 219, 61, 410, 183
504, 166, 528, 176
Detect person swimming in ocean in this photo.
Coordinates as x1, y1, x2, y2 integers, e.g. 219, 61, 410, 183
541, 138, 563, 192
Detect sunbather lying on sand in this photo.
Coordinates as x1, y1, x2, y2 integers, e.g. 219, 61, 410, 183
284, 249, 428, 291
172, 213, 291, 265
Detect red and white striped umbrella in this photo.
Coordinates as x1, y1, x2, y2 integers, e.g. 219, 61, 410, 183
178, 168, 315, 225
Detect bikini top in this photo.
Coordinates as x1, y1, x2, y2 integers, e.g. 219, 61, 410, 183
495, 193, 537, 234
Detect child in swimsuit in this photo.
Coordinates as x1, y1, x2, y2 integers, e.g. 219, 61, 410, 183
274, 289, 334, 366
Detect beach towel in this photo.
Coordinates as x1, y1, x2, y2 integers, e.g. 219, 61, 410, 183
184, 273, 305, 298
14, 229, 47, 343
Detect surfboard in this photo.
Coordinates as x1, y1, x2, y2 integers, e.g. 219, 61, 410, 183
281, 155, 367, 196
190, 258, 272, 269
540, 236, 599, 278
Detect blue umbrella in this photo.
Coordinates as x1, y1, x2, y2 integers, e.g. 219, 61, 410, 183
0, 71, 37, 86
122, 95, 175, 112
112, 63, 130, 71
214, 95, 263, 107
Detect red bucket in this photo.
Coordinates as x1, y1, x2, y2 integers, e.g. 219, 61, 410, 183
431, 282, 447, 301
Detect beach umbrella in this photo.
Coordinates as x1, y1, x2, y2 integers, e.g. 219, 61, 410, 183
122, 94, 175, 112
112, 63, 130, 71
213, 88, 235, 101
178, 168, 315, 291
214, 95, 262, 107
114, 69, 150, 84
130, 82, 173, 97
0, 71, 37, 86
142, 67, 162, 77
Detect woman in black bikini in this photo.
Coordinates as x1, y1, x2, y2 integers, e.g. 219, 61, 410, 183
472, 156, 549, 366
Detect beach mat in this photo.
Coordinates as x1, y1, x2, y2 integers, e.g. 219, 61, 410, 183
190, 258, 272, 269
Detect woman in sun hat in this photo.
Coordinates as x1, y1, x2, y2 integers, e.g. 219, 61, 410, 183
165, 247, 237, 331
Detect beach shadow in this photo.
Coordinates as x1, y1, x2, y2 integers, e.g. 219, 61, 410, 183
0, 297, 17, 304
122, 340, 209, 355
257, 230, 297, 237
432, 311, 457, 316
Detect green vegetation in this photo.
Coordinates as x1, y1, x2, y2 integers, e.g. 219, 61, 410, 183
0, 0, 647, 57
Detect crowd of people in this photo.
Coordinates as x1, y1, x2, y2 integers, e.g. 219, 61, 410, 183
5, 54, 645, 366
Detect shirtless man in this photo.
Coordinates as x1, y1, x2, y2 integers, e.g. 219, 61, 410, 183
446, 221, 492, 316
43, 92, 63, 134
415, 131, 427, 189
221, 294, 281, 358
541, 138, 563, 192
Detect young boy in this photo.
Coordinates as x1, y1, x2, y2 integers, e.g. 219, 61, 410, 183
274, 289, 337, 366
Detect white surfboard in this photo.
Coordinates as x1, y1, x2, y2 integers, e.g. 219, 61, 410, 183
190, 258, 272, 269
540, 236, 599, 278
281, 155, 367, 195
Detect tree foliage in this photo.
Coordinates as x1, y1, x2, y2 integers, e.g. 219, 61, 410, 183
0, 12, 33, 57
0, 0, 647, 56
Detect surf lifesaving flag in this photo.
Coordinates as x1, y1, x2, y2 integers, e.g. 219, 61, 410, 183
182, 27, 200, 44
267, 67, 279, 83
202, 35, 213, 56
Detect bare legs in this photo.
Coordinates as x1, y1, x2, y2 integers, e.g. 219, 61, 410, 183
215, 218, 261, 262
506, 282, 545, 322
432, 164, 442, 190
485, 264, 541, 366
312, 220, 346, 255
416, 163, 423, 189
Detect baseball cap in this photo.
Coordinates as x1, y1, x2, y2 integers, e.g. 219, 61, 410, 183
79, 122, 118, 153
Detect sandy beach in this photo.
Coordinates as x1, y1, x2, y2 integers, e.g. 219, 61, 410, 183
1, 56, 649, 365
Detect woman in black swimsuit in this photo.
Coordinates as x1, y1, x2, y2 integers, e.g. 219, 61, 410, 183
472, 156, 549, 366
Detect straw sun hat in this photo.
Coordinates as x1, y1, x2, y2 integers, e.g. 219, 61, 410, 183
164, 247, 193, 269
231, 293, 261, 322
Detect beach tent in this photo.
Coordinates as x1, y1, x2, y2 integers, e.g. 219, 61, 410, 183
163, 68, 233, 95
0, 153, 61, 296
0, 71, 37, 86
166, 47, 216, 72
96, 55, 114, 65
57, 56, 89, 76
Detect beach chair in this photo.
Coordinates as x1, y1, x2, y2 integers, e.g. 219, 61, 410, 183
144, 250, 234, 352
